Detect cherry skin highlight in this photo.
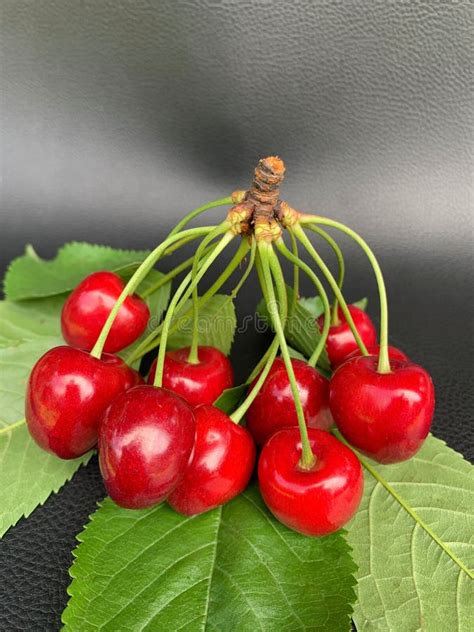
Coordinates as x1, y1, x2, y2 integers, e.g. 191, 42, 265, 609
147, 346, 234, 407
246, 357, 332, 447
99, 385, 196, 509
330, 356, 435, 463
61, 271, 150, 353
26, 346, 143, 459
318, 305, 377, 368
346, 344, 409, 363
168, 405, 256, 516
258, 427, 364, 536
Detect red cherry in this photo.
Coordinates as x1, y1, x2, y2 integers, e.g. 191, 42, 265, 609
258, 428, 363, 536
246, 357, 331, 447
330, 356, 435, 463
26, 346, 143, 459
346, 344, 408, 363
99, 385, 196, 509
168, 405, 256, 515
61, 271, 150, 353
147, 346, 234, 407
318, 305, 377, 368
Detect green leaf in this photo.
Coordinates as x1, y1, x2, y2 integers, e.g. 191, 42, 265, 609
352, 297, 368, 312
0, 336, 91, 538
287, 345, 309, 361
4, 242, 150, 300
213, 383, 247, 413
0, 296, 63, 344
349, 435, 474, 631
257, 287, 330, 371
298, 295, 368, 318
168, 294, 237, 356
63, 483, 357, 631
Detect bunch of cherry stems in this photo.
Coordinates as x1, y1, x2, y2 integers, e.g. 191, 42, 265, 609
90, 196, 390, 470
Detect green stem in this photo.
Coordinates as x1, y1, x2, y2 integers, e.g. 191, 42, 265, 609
230, 337, 280, 423
154, 231, 234, 387
168, 197, 233, 238
292, 224, 369, 358
258, 243, 315, 470
126, 239, 249, 364
140, 243, 216, 299
275, 239, 331, 369
230, 237, 255, 299
255, 251, 271, 307
268, 250, 288, 329
301, 216, 390, 373
288, 231, 299, 315
90, 226, 214, 359
305, 224, 345, 325
188, 224, 229, 364
161, 232, 211, 258
246, 335, 279, 384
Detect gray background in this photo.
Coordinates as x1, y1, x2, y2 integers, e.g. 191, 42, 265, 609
0, 1, 472, 629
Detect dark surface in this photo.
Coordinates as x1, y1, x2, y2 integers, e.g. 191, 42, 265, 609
0, 1, 472, 630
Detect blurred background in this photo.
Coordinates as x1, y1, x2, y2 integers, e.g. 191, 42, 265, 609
0, 1, 472, 628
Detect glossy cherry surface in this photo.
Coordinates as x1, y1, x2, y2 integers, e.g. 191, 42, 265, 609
258, 427, 363, 536
346, 344, 409, 363
61, 271, 150, 353
318, 305, 377, 368
26, 346, 143, 459
246, 357, 332, 447
99, 385, 195, 509
168, 405, 256, 515
148, 346, 234, 407
330, 355, 435, 463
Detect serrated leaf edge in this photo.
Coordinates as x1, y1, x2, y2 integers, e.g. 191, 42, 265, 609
0, 448, 92, 539
64, 487, 358, 631
4, 241, 151, 300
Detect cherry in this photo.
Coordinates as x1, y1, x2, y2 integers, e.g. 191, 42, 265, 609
99, 385, 196, 509
246, 357, 331, 447
147, 346, 234, 407
61, 271, 150, 353
26, 346, 143, 459
258, 427, 363, 536
317, 305, 377, 368
330, 355, 435, 463
168, 405, 255, 515
346, 344, 408, 363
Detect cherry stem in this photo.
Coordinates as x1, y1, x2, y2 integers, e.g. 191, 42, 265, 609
275, 239, 331, 369
246, 335, 279, 384
304, 225, 345, 325
90, 226, 215, 359
125, 245, 219, 363
230, 236, 256, 299
292, 224, 369, 358
140, 243, 216, 299
154, 230, 234, 387
288, 231, 299, 316
167, 196, 234, 238
258, 242, 316, 470
126, 239, 249, 363
188, 224, 230, 364
301, 215, 390, 374
230, 336, 280, 424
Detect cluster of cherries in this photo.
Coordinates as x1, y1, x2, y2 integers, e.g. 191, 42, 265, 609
25, 265, 435, 537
